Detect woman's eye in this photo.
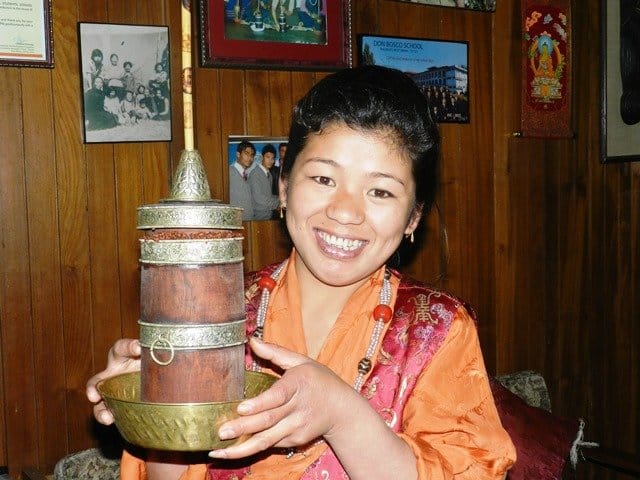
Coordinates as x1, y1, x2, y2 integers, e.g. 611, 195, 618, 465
371, 189, 393, 198
312, 176, 334, 186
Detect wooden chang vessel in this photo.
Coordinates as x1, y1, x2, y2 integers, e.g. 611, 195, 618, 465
137, 152, 246, 404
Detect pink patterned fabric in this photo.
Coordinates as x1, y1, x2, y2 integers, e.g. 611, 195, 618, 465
208, 266, 461, 480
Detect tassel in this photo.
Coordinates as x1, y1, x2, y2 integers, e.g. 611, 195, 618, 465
569, 418, 599, 469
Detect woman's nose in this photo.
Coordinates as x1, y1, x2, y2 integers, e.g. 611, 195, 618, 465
326, 188, 365, 225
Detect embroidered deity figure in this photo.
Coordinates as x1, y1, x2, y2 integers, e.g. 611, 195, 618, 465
529, 33, 563, 104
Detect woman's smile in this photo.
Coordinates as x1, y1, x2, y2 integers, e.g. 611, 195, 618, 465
315, 229, 368, 259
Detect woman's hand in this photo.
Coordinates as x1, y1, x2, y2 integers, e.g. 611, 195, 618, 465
209, 337, 357, 459
86, 339, 141, 425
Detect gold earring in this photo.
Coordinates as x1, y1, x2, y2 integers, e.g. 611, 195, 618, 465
406, 232, 414, 243
279, 203, 286, 219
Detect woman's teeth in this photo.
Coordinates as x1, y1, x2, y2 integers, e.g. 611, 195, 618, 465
318, 232, 364, 251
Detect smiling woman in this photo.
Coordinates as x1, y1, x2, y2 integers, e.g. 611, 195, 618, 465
279, 124, 420, 288
87, 65, 516, 480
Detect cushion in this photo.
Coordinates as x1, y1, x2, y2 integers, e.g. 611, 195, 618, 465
490, 378, 579, 480
496, 370, 552, 412
53, 448, 120, 480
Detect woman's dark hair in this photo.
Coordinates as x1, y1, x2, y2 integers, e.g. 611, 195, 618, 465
281, 65, 440, 215
91, 49, 103, 60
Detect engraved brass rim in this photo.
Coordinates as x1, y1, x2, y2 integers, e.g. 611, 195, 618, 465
137, 203, 243, 230
97, 370, 277, 451
139, 237, 244, 265
139, 319, 248, 365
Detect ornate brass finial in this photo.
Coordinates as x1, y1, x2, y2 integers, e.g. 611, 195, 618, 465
167, 149, 211, 201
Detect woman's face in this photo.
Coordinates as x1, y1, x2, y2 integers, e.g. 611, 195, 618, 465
280, 123, 420, 288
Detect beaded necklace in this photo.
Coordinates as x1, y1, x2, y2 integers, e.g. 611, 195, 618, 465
250, 260, 393, 459
252, 261, 393, 386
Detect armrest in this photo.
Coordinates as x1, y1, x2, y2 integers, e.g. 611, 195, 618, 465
581, 445, 640, 477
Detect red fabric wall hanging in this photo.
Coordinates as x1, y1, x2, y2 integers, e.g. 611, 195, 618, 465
521, 0, 572, 138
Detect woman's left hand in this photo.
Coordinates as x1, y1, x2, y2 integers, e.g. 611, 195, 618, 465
208, 337, 356, 459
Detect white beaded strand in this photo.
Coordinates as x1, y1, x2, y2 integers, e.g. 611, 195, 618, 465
251, 260, 287, 371
353, 269, 391, 392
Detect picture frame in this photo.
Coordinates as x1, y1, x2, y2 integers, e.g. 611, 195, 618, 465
358, 34, 470, 124
228, 135, 288, 221
198, 0, 352, 70
601, 0, 640, 163
78, 22, 171, 144
390, 0, 495, 12
0, 0, 53, 68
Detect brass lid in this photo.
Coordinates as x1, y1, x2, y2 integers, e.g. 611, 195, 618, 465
137, 148, 243, 230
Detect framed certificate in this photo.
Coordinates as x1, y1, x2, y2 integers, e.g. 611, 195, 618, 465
0, 0, 53, 68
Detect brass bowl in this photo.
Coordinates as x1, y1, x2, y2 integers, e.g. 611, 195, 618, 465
97, 370, 276, 451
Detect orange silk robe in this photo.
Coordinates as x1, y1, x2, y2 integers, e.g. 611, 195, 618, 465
120, 254, 515, 479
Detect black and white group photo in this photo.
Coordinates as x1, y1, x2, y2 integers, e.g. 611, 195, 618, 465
79, 22, 171, 143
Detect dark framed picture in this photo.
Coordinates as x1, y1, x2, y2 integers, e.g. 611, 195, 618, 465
0, 0, 53, 68
358, 34, 470, 124
198, 0, 352, 70
390, 0, 495, 12
228, 135, 288, 221
601, 0, 640, 163
78, 22, 171, 144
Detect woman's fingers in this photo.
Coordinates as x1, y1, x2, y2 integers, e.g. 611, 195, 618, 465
210, 417, 295, 459
93, 402, 115, 425
249, 337, 309, 370
218, 403, 290, 441
236, 373, 295, 416
110, 338, 142, 360
86, 338, 141, 422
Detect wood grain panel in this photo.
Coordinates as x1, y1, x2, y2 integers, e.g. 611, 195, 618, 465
245, 70, 271, 134
290, 71, 316, 110
167, 0, 185, 176
52, 0, 95, 456
194, 68, 224, 199
492, 0, 522, 374
247, 220, 292, 272
22, 68, 68, 469
114, 145, 143, 341
0, 66, 16, 468
268, 71, 293, 135
0, 67, 39, 477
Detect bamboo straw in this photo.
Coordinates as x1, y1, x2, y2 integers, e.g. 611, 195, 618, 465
181, 0, 194, 151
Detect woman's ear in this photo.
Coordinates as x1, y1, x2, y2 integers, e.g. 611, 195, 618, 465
278, 177, 288, 206
404, 204, 423, 236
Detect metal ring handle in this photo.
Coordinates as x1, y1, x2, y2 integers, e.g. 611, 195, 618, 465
149, 336, 175, 366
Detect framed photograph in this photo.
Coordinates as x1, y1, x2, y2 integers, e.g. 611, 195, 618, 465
0, 0, 53, 68
78, 22, 171, 144
198, 0, 352, 70
390, 0, 495, 12
601, 0, 640, 163
358, 34, 470, 124
228, 135, 288, 221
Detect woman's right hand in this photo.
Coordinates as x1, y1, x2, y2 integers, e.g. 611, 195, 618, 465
86, 338, 141, 425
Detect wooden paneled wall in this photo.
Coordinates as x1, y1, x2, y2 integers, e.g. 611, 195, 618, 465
0, 0, 637, 478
